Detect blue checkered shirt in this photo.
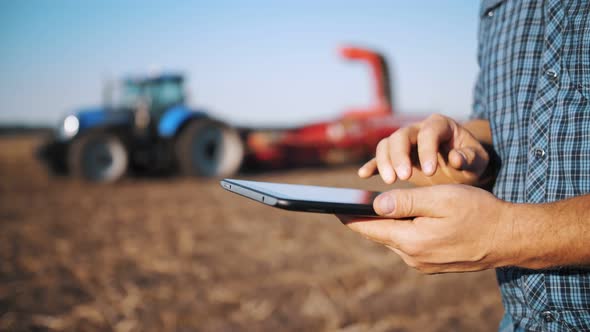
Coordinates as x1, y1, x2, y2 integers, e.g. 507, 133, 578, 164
472, 0, 590, 330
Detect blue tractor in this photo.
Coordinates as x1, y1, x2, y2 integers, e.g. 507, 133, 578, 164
37, 73, 244, 182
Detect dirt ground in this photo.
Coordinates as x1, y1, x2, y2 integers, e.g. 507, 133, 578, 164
0, 135, 504, 332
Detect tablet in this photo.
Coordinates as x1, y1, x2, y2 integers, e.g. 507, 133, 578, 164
220, 178, 379, 216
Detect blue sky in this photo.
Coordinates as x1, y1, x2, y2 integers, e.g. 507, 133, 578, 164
0, 1, 480, 126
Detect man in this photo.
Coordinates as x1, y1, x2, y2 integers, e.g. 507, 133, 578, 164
339, 0, 590, 331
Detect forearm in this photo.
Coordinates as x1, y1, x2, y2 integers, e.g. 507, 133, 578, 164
503, 194, 590, 269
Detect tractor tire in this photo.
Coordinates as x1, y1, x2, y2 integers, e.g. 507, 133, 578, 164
176, 119, 244, 177
68, 132, 129, 182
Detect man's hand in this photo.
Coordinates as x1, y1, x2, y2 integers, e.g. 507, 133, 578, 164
359, 114, 491, 186
338, 185, 520, 274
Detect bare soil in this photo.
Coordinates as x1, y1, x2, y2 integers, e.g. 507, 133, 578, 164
0, 136, 503, 332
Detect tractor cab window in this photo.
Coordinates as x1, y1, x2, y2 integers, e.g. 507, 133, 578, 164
118, 83, 143, 109
147, 79, 185, 112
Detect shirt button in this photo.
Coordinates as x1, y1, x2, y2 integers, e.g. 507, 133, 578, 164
545, 69, 558, 80
541, 310, 555, 323
487, 10, 494, 17
533, 147, 546, 158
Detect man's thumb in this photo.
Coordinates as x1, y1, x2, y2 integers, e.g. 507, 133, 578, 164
373, 187, 439, 218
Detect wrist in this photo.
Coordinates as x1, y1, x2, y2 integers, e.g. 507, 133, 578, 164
492, 201, 527, 268
495, 202, 559, 269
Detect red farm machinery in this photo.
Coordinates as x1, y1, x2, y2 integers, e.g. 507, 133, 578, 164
241, 46, 423, 171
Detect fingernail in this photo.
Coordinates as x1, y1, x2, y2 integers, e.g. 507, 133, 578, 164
457, 150, 467, 164
358, 167, 366, 177
377, 194, 396, 214
423, 161, 434, 174
396, 166, 410, 179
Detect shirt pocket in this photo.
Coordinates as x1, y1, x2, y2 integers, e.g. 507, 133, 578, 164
480, 0, 506, 17
563, 5, 590, 99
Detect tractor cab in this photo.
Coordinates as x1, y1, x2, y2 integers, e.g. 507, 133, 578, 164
116, 74, 186, 114
108, 74, 187, 133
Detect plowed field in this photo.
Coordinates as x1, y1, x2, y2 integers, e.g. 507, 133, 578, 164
0, 136, 502, 332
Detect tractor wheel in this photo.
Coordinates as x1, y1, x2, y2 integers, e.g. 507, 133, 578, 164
176, 119, 244, 177
68, 132, 128, 182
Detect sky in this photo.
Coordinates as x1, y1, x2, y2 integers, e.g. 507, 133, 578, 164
0, 1, 480, 127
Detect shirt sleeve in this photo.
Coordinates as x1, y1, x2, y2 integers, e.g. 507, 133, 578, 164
470, 69, 488, 121
470, 13, 488, 121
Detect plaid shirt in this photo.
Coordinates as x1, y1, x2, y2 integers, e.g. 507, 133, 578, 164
472, 0, 590, 330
